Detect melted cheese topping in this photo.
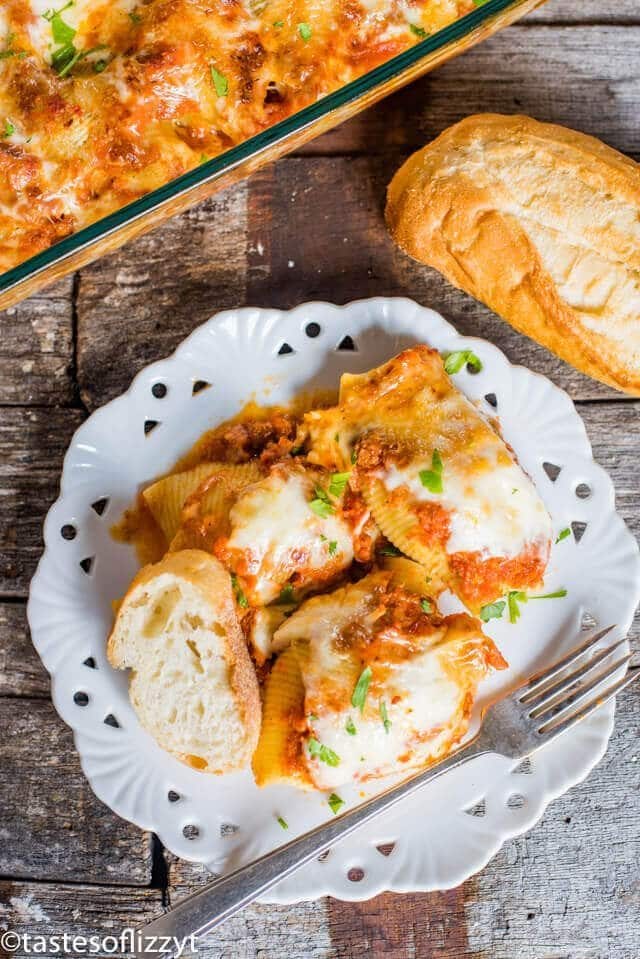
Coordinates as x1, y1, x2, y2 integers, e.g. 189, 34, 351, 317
216, 462, 354, 604
0, 0, 474, 273
383, 429, 551, 559
274, 571, 504, 788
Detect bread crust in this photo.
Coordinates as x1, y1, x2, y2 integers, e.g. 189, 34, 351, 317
386, 113, 640, 395
108, 549, 260, 773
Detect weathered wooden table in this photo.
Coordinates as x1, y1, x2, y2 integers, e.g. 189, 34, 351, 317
1, 1, 639, 956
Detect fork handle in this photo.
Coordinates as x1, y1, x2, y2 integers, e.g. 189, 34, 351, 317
135, 735, 489, 956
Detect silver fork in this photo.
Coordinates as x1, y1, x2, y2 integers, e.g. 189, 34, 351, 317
134, 625, 636, 957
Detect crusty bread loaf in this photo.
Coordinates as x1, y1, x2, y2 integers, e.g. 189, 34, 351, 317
107, 549, 260, 774
386, 114, 640, 395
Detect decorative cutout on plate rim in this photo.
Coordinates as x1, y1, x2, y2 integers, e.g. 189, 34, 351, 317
27, 298, 640, 904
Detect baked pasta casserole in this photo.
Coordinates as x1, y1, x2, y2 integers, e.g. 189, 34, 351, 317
0, 0, 477, 273
108, 346, 565, 799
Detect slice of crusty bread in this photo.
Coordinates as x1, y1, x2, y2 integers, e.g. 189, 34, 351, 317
107, 549, 260, 774
386, 114, 640, 395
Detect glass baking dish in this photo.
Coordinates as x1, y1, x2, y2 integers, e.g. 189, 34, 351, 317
0, 0, 544, 311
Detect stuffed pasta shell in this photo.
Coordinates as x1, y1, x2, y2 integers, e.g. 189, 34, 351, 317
253, 570, 506, 789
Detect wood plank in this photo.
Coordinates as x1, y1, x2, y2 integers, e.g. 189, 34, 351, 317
0, 881, 162, 949
528, 0, 640, 23
300, 26, 640, 159
0, 603, 49, 699
0, 409, 84, 597
0, 698, 153, 885
76, 188, 249, 411
0, 278, 74, 408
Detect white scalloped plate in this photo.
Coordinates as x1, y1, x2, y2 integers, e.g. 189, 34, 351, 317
28, 298, 640, 903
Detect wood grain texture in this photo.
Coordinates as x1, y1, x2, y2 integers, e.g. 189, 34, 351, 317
0, 409, 84, 597
528, 0, 640, 23
76, 189, 248, 410
0, 278, 74, 407
0, 603, 49, 699
0, 880, 162, 949
0, 698, 153, 886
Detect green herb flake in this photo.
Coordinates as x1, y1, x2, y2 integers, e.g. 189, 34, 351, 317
380, 700, 391, 734
350, 449, 358, 464
328, 793, 344, 815
276, 815, 288, 830
298, 22, 312, 41
419, 449, 444, 494
2, 120, 14, 138
555, 528, 571, 544
43, 2, 76, 46
420, 598, 433, 614
480, 600, 506, 622
328, 540, 338, 556
345, 716, 357, 736
210, 64, 228, 97
351, 665, 372, 713
278, 583, 296, 604
529, 588, 568, 601
507, 590, 528, 624
93, 58, 107, 73
128, 11, 142, 24
379, 543, 402, 557
290, 444, 305, 456
307, 738, 340, 767
409, 23, 428, 38
230, 573, 249, 609
273, 19, 284, 27
328, 471, 350, 498
443, 350, 483, 375
310, 485, 334, 518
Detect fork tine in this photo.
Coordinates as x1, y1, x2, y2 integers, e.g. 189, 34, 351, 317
538, 667, 638, 739
520, 625, 616, 703
529, 637, 629, 718
537, 656, 633, 733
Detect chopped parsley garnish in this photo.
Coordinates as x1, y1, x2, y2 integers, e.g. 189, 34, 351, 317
345, 716, 357, 735
507, 590, 527, 624
420, 598, 433, 614
44, 3, 106, 78
230, 573, 249, 608
273, 20, 284, 28
334, 432, 340, 443
0, 33, 25, 60
443, 349, 483, 375
309, 485, 334, 518
380, 700, 391, 734
328, 471, 350, 498
210, 65, 228, 97
278, 583, 296, 604
308, 738, 340, 767
328, 793, 344, 815
128, 11, 142, 24
419, 449, 444, 494
290, 444, 305, 456
480, 600, 506, 622
529, 588, 568, 601
350, 449, 358, 464
298, 22, 313, 41
277, 815, 288, 830
351, 666, 372, 713
379, 543, 402, 557
308, 713, 319, 722
321, 536, 338, 556
409, 23, 428, 38
472, 0, 492, 6
555, 528, 571, 544
2, 120, 14, 138
93, 58, 107, 73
